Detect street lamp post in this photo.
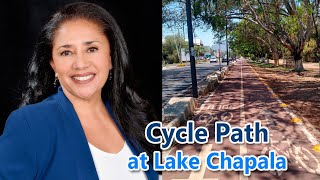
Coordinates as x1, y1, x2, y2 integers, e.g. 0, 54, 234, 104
225, 1, 229, 66
218, 41, 222, 71
185, 0, 198, 98
226, 18, 229, 66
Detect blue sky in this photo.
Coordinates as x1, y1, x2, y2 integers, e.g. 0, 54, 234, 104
162, 1, 228, 52
162, 27, 227, 52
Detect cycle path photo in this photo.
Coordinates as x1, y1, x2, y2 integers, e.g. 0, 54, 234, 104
163, 58, 320, 180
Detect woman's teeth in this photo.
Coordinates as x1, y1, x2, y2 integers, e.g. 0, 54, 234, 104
73, 74, 94, 81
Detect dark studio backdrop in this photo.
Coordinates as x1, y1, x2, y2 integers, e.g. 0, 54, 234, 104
0, 0, 162, 133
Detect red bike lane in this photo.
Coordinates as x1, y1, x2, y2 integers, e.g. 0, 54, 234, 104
241, 59, 320, 179
163, 58, 242, 180
162, 58, 320, 180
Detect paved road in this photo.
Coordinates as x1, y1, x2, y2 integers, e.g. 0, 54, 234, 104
163, 59, 320, 180
162, 61, 227, 107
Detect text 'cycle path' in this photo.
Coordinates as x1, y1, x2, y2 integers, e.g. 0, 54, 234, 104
162, 58, 320, 180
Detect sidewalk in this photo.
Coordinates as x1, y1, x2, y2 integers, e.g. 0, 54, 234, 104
162, 58, 320, 180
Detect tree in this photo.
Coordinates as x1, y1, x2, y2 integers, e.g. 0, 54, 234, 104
191, 0, 320, 72
240, 0, 320, 72
194, 45, 206, 57
162, 35, 188, 64
163, 1, 188, 62
231, 20, 283, 64
229, 20, 270, 59
192, 0, 241, 36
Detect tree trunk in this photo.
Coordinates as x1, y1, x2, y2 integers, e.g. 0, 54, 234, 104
293, 52, 304, 72
294, 59, 304, 72
272, 52, 280, 66
294, 55, 304, 72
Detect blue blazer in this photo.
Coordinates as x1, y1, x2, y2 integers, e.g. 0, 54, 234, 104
0, 87, 158, 180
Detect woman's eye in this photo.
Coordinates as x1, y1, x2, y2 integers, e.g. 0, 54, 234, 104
60, 51, 72, 56
87, 47, 98, 53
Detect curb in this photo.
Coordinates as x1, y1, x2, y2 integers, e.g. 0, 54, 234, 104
162, 60, 236, 128
162, 97, 196, 128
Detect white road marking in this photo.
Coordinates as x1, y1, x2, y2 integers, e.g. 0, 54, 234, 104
239, 59, 248, 180
195, 93, 216, 113
188, 143, 214, 180
298, 124, 319, 145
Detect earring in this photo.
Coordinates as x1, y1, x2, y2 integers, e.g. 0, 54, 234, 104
108, 70, 113, 81
53, 73, 58, 87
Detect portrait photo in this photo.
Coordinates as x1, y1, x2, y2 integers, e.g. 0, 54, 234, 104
0, 0, 161, 179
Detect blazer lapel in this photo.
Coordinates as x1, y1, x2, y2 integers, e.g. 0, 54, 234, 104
53, 87, 155, 180
54, 87, 99, 180
104, 101, 140, 156
105, 101, 156, 180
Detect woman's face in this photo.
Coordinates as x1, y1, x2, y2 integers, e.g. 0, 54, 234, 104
50, 18, 112, 101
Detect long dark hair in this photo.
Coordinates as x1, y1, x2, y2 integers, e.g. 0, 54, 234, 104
20, 2, 156, 159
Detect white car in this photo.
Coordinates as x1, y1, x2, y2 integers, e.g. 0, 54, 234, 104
210, 57, 217, 63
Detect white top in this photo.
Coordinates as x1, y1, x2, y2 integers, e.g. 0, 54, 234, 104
88, 142, 147, 180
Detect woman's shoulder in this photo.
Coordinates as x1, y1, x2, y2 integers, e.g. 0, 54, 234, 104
13, 94, 60, 117
1, 94, 64, 177
8, 93, 63, 131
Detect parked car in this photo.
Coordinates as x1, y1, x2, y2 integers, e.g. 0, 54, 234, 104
210, 56, 217, 63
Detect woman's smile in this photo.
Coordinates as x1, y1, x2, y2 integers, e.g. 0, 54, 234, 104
72, 73, 96, 84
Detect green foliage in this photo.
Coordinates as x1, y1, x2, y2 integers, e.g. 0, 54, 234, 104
194, 45, 206, 57
163, 2, 186, 27
304, 39, 316, 54
162, 35, 188, 64
281, 16, 299, 41
303, 38, 318, 62
163, 0, 320, 70
229, 20, 270, 59
192, 0, 240, 34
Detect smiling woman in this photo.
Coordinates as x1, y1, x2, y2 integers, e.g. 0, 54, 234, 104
51, 19, 112, 101
0, 2, 159, 180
